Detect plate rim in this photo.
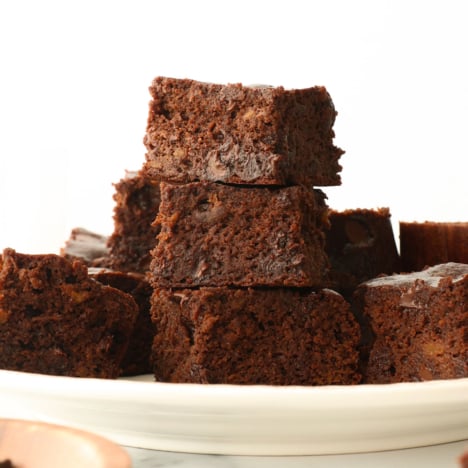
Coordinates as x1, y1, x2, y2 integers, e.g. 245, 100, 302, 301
1, 369, 467, 407
2, 369, 468, 455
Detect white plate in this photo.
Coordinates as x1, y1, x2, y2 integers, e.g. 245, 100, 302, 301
0, 370, 467, 456
0, 418, 131, 468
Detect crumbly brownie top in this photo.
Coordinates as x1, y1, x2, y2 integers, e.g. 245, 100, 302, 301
364, 262, 468, 288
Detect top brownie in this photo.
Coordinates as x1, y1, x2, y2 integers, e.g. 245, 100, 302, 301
143, 77, 343, 186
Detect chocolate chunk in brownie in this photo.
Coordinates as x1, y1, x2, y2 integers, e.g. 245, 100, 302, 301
143, 77, 343, 186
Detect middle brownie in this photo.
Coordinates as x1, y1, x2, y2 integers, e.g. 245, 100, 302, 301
150, 181, 330, 288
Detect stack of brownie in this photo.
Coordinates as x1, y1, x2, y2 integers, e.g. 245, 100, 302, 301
129, 77, 362, 385
3, 77, 465, 385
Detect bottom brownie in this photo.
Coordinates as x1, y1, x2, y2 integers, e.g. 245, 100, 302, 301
151, 287, 361, 385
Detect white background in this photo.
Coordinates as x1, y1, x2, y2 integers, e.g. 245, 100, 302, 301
0, 0, 467, 254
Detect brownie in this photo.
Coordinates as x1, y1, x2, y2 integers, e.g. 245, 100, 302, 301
325, 208, 401, 297
0, 249, 138, 378
150, 181, 330, 288
151, 287, 361, 385
60, 227, 110, 267
107, 170, 161, 273
143, 77, 343, 186
353, 262, 468, 383
400, 221, 468, 272
89, 267, 154, 376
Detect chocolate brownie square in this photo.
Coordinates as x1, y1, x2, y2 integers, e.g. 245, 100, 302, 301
143, 77, 343, 186
0, 249, 138, 378
353, 262, 468, 383
150, 181, 330, 288
151, 287, 361, 385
